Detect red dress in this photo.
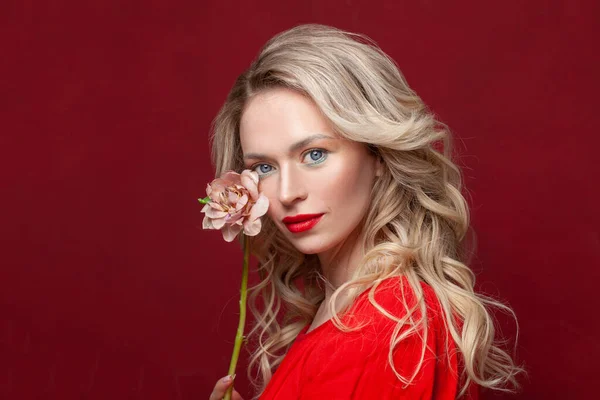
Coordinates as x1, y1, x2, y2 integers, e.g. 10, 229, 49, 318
259, 275, 480, 399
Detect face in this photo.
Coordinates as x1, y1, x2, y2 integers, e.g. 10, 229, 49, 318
239, 87, 383, 256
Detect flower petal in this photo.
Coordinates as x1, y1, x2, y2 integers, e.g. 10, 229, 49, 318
204, 207, 228, 219
201, 169, 269, 241
225, 213, 243, 224
212, 217, 226, 229
202, 215, 214, 229
221, 223, 242, 242
243, 218, 262, 236
210, 180, 227, 194
235, 194, 248, 211
241, 170, 259, 200
208, 202, 225, 212
249, 194, 269, 221
249, 170, 260, 185
221, 171, 242, 186
228, 191, 239, 204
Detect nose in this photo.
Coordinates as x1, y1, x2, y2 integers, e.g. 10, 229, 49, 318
278, 164, 307, 206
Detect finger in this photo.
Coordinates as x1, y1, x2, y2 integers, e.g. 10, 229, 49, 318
209, 375, 235, 400
232, 389, 245, 400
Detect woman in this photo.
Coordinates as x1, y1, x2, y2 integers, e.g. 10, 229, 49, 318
208, 24, 524, 400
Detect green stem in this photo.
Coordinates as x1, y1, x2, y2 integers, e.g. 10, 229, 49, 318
224, 234, 250, 400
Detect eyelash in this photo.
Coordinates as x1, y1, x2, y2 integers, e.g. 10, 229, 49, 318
250, 148, 329, 177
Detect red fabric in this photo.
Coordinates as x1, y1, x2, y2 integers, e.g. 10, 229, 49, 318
259, 276, 479, 399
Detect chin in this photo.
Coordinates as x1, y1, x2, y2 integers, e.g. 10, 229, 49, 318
286, 234, 337, 255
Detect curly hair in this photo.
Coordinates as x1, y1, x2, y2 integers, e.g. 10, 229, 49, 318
208, 23, 526, 399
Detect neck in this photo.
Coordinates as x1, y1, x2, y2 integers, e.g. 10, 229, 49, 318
316, 225, 366, 302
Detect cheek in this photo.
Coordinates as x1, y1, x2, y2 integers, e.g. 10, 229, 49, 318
320, 157, 374, 204
266, 206, 279, 222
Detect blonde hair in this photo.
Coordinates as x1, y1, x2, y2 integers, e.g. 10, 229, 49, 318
209, 23, 526, 398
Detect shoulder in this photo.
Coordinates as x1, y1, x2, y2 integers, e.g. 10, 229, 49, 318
351, 275, 444, 325
326, 276, 466, 397
330, 275, 448, 359
294, 276, 468, 398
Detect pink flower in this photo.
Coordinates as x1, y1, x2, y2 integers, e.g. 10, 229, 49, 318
200, 170, 269, 242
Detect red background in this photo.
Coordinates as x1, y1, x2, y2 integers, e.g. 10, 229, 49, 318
1, 1, 598, 399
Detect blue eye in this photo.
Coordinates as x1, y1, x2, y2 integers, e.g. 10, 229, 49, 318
253, 164, 273, 177
250, 149, 328, 178
303, 149, 328, 164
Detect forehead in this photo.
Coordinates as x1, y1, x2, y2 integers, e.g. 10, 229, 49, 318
239, 88, 336, 151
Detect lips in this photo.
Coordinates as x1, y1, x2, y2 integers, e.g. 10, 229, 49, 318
282, 213, 324, 233
282, 213, 324, 224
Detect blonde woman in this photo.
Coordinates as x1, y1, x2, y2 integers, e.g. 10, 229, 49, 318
208, 24, 525, 400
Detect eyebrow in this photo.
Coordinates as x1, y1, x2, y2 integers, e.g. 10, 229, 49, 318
243, 133, 337, 160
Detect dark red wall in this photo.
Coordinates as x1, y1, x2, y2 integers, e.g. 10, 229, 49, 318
1, 1, 598, 398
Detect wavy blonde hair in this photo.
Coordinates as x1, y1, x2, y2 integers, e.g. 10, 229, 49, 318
208, 24, 526, 398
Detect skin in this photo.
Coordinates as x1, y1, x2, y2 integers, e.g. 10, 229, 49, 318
209, 375, 244, 400
211, 87, 382, 399
239, 87, 383, 301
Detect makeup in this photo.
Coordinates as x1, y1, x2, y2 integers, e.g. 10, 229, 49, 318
283, 213, 324, 233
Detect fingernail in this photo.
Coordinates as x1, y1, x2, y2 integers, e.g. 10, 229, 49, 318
223, 374, 235, 383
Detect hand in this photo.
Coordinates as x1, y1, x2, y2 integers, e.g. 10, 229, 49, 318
209, 375, 245, 400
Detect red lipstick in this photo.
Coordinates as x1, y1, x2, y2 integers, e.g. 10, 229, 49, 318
282, 213, 324, 233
